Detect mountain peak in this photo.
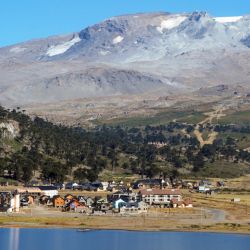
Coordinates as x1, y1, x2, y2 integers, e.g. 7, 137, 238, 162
189, 11, 209, 21
0, 11, 250, 109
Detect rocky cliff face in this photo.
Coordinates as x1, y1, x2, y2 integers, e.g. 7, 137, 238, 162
0, 121, 20, 139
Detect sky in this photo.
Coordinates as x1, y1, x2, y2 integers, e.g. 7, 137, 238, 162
1, 0, 250, 47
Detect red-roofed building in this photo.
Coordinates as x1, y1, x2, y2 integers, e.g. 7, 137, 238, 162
139, 188, 182, 207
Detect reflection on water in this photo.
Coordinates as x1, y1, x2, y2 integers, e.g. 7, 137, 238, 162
9, 228, 20, 250
0, 228, 249, 250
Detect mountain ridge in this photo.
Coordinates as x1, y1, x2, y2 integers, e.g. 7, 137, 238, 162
0, 11, 250, 125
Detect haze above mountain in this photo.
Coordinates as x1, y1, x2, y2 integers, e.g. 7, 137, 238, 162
1, 11, 250, 124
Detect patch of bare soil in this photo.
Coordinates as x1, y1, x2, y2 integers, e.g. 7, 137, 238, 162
194, 106, 226, 147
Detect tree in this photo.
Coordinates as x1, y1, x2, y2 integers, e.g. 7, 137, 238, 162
74, 168, 88, 183
192, 152, 205, 172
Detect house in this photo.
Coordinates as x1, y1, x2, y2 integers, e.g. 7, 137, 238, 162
85, 197, 94, 207
63, 198, 80, 212
113, 198, 127, 209
170, 198, 180, 208
133, 179, 165, 189
171, 198, 193, 208
69, 200, 80, 211
27, 195, 34, 205
93, 203, 110, 213
96, 197, 108, 204
107, 191, 140, 203
120, 201, 148, 214
75, 205, 90, 213
39, 195, 50, 205
137, 201, 149, 212
231, 198, 241, 203
198, 186, 210, 193
0, 191, 20, 213
77, 196, 94, 207
100, 204, 110, 213
16, 187, 42, 198
64, 194, 75, 201
183, 198, 193, 208
53, 196, 65, 208
20, 197, 29, 207
198, 180, 213, 193
36, 186, 58, 198
199, 180, 212, 187
78, 196, 86, 205
139, 188, 182, 207
101, 182, 109, 191
182, 181, 194, 189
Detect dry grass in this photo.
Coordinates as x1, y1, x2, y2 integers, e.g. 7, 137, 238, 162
0, 212, 249, 234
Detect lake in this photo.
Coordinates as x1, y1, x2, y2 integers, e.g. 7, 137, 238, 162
0, 228, 250, 250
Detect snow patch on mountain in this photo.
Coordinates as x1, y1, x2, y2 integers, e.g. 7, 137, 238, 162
99, 50, 110, 56
157, 16, 187, 33
46, 36, 81, 56
214, 16, 243, 23
113, 36, 124, 44
9, 47, 26, 53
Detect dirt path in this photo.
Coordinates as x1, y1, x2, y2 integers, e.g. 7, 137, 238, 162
194, 129, 218, 147
194, 107, 226, 147
201, 107, 226, 125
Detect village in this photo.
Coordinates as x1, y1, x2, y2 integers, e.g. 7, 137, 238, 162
1, 175, 250, 234
0, 178, 224, 215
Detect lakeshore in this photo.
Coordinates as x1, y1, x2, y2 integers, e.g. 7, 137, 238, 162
0, 205, 249, 234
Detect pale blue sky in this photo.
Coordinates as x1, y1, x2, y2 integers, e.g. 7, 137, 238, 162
1, 0, 250, 47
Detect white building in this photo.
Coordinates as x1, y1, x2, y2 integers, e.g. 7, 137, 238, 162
0, 192, 20, 213
139, 188, 182, 206
10, 193, 20, 213
38, 186, 58, 198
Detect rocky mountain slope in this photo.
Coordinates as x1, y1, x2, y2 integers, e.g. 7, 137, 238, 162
1, 11, 250, 124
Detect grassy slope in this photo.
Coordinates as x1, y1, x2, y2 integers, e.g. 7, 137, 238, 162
197, 160, 250, 178
99, 110, 206, 127
219, 110, 250, 125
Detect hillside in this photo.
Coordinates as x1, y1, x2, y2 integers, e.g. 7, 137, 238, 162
1, 106, 250, 184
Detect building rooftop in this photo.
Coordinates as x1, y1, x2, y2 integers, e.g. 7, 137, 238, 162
140, 188, 181, 196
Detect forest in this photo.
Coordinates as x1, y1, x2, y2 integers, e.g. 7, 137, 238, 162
1, 106, 250, 184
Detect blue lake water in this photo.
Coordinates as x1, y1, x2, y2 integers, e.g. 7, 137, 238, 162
0, 228, 249, 250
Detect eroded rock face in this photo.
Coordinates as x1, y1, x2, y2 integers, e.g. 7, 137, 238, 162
241, 35, 250, 48
0, 121, 20, 139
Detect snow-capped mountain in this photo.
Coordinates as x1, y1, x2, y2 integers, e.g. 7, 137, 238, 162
0, 11, 250, 121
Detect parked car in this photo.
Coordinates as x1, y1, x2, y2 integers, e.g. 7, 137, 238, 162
53, 183, 65, 190
77, 183, 98, 191
65, 182, 78, 189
